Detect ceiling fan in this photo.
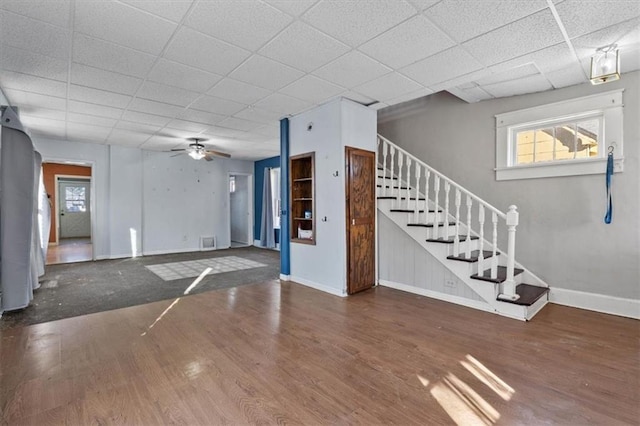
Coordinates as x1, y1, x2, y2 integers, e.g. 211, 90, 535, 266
170, 138, 231, 161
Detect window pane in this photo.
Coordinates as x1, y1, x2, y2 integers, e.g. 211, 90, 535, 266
575, 119, 599, 159
516, 130, 535, 164
554, 125, 574, 161
66, 200, 86, 212
535, 128, 554, 162
65, 186, 85, 201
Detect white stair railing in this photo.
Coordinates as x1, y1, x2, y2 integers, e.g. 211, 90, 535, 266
377, 135, 520, 302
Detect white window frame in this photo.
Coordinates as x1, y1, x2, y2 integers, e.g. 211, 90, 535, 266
495, 89, 624, 181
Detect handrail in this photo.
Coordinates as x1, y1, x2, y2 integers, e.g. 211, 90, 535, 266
378, 134, 506, 219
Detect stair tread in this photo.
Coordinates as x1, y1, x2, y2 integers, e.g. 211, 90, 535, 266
447, 250, 500, 263
378, 196, 426, 200
390, 209, 440, 213
408, 221, 456, 228
377, 185, 410, 189
427, 235, 479, 243
498, 284, 549, 306
470, 266, 524, 283
378, 176, 398, 180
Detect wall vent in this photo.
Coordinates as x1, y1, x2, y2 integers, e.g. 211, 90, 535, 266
200, 236, 216, 251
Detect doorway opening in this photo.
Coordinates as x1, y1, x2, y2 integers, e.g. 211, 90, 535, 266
43, 162, 94, 264
229, 173, 252, 248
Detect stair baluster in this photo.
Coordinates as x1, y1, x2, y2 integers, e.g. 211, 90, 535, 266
454, 189, 461, 257
381, 138, 388, 198
465, 195, 472, 259
396, 150, 403, 209
405, 158, 412, 210
433, 175, 440, 240
414, 164, 421, 223
491, 212, 498, 279
478, 205, 485, 276
388, 146, 395, 200
424, 170, 430, 225
443, 181, 451, 240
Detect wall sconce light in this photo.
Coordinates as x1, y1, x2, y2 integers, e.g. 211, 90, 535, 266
590, 44, 620, 85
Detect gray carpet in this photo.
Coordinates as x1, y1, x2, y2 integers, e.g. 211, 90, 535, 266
0, 247, 280, 328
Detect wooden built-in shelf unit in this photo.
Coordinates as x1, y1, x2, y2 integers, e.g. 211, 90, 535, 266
290, 152, 315, 245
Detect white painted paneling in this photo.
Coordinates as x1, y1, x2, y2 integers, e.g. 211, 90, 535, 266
289, 98, 376, 295
378, 214, 484, 302
108, 146, 142, 257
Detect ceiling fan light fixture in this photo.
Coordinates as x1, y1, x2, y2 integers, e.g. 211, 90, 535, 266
188, 149, 205, 160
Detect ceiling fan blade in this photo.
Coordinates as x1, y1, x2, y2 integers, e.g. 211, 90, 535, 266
203, 155, 215, 162
204, 149, 231, 158
170, 148, 187, 152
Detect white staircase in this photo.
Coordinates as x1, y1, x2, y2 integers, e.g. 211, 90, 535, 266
376, 135, 549, 321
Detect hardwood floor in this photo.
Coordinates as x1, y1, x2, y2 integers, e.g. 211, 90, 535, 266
46, 238, 92, 265
1, 281, 638, 425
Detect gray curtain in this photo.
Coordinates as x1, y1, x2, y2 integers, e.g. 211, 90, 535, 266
38, 160, 51, 263
0, 106, 39, 311
260, 168, 275, 248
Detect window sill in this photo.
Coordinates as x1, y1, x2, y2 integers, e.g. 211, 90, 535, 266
495, 157, 624, 181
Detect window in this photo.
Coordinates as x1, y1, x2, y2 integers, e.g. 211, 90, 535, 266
65, 186, 87, 212
270, 168, 281, 230
495, 89, 624, 181
229, 176, 236, 193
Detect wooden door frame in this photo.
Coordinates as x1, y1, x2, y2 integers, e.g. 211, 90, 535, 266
54, 174, 92, 245
227, 172, 253, 247
345, 146, 376, 295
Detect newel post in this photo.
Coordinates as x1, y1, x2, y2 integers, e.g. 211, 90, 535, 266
499, 205, 520, 301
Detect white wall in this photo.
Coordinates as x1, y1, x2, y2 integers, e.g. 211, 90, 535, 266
32, 137, 254, 259
378, 71, 640, 305
230, 174, 249, 244
289, 98, 377, 295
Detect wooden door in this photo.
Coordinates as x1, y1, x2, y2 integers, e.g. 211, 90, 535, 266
346, 147, 376, 294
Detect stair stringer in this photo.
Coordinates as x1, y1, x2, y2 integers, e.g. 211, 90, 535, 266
378, 199, 533, 320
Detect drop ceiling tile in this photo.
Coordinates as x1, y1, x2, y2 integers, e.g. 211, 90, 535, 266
462, 9, 565, 67
66, 123, 113, 140
118, 0, 193, 22
259, 21, 350, 72
572, 17, 640, 59
1, 10, 70, 59
482, 73, 552, 98
406, 0, 440, 10
69, 84, 133, 109
203, 126, 246, 139
185, 1, 292, 51
487, 43, 574, 75
141, 135, 183, 150
620, 45, 640, 73
115, 121, 162, 135
190, 95, 246, 116
353, 72, 423, 102
264, 0, 317, 16
386, 87, 434, 106
129, 98, 184, 118
234, 107, 282, 124
3, 89, 66, 110
164, 27, 251, 75
176, 109, 227, 125
121, 110, 171, 127
165, 119, 209, 133
137, 81, 200, 107
428, 68, 491, 92
147, 59, 222, 93
17, 106, 66, 121
253, 123, 280, 138
75, 1, 177, 55
556, 0, 640, 39
69, 100, 124, 119
476, 63, 540, 86
253, 92, 312, 114
425, 0, 547, 43
207, 78, 272, 105
313, 51, 392, 88
73, 33, 157, 78
400, 46, 483, 87
359, 15, 456, 69
217, 117, 263, 132
107, 129, 150, 146
30, 127, 67, 140
303, 0, 417, 47
340, 91, 376, 105
452, 86, 494, 103
70, 63, 142, 96
20, 115, 66, 130
0, 0, 71, 27
229, 55, 304, 90
0, 71, 67, 98
544, 64, 587, 89
67, 112, 118, 128
0, 45, 68, 81
279, 75, 343, 104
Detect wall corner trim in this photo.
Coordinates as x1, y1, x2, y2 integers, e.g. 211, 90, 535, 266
550, 287, 640, 319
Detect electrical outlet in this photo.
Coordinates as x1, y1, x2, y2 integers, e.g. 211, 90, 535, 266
444, 279, 456, 288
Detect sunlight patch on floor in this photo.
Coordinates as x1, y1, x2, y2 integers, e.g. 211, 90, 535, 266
145, 256, 266, 281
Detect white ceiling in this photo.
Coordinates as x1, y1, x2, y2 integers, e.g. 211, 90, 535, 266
1, 0, 638, 160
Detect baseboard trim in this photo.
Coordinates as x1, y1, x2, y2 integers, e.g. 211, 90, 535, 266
550, 288, 640, 319
279, 274, 290, 281
290, 276, 347, 298
379, 279, 494, 314
254, 240, 280, 251
142, 248, 202, 256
